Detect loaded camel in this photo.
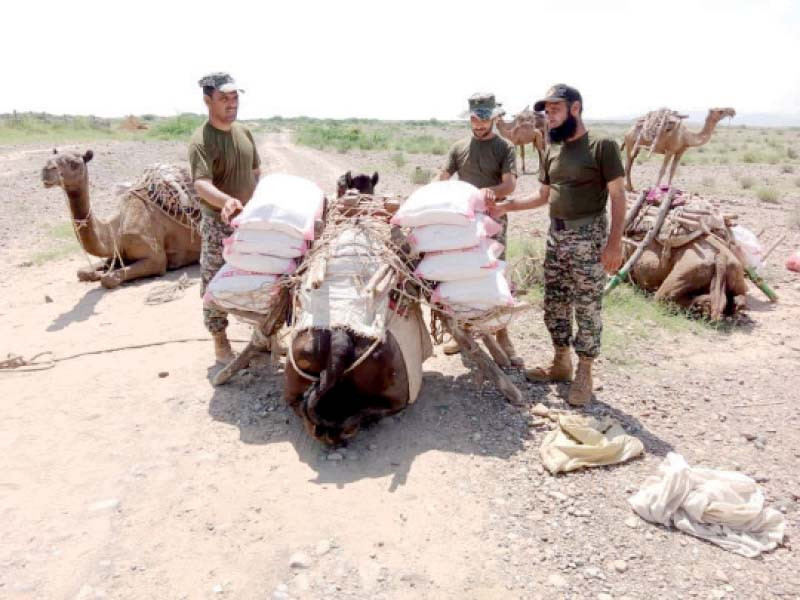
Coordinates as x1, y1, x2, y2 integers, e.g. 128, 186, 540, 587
622, 107, 736, 192
42, 149, 200, 288
496, 106, 548, 173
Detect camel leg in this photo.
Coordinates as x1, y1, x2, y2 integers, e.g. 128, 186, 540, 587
655, 153, 672, 189
520, 144, 526, 174
77, 258, 112, 282
100, 255, 167, 289
653, 252, 707, 308
666, 149, 685, 189
624, 146, 638, 192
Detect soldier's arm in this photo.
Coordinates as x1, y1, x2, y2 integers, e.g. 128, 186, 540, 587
491, 184, 549, 217
601, 177, 626, 272
194, 178, 242, 223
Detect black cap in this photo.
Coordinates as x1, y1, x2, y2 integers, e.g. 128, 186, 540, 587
534, 84, 582, 112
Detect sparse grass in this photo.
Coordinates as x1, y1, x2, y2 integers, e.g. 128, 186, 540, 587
506, 236, 545, 293
701, 176, 716, 188
147, 113, 205, 140
391, 152, 406, 168
755, 186, 781, 204
781, 164, 795, 174
795, 177, 800, 187
30, 222, 80, 264
410, 167, 433, 185
739, 175, 756, 189
788, 147, 798, 160
0, 112, 121, 144
294, 121, 453, 155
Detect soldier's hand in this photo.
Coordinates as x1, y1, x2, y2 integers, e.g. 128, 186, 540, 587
221, 197, 243, 224
601, 241, 623, 273
488, 201, 508, 219
480, 188, 497, 206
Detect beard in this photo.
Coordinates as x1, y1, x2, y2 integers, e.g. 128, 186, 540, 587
548, 112, 578, 143
471, 122, 494, 140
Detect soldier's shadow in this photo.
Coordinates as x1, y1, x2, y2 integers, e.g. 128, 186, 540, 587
208, 355, 550, 491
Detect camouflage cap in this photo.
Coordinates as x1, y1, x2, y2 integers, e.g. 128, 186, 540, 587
462, 93, 503, 120
197, 72, 245, 94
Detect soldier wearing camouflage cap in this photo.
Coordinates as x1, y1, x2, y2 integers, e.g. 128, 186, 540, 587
437, 93, 521, 366
489, 84, 626, 406
188, 72, 261, 364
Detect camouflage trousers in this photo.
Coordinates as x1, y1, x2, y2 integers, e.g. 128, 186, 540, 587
200, 210, 233, 335
543, 213, 607, 358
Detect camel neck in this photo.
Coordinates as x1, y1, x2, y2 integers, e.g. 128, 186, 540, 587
64, 181, 112, 257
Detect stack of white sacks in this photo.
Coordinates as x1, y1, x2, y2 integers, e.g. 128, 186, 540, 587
390, 180, 514, 317
204, 173, 324, 313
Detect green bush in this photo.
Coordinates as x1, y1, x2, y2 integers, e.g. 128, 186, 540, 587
788, 147, 798, 159
148, 114, 205, 140
410, 167, 433, 185
755, 186, 781, 203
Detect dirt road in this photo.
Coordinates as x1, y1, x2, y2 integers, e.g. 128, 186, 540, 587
1, 134, 797, 599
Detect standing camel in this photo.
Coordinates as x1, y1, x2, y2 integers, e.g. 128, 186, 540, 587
496, 107, 548, 173
42, 149, 201, 288
622, 107, 735, 192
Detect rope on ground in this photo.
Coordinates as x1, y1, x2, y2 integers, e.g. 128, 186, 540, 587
145, 272, 195, 305
0, 337, 249, 374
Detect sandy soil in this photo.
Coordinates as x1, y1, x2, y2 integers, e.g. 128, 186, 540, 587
0, 132, 798, 600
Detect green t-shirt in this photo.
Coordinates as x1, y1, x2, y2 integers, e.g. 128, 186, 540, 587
538, 132, 624, 220
445, 135, 517, 190
188, 121, 261, 213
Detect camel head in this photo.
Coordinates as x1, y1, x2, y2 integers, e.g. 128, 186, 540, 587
708, 107, 736, 123
42, 149, 93, 190
336, 170, 379, 198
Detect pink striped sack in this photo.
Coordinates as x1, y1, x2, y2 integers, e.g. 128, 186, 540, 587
414, 240, 504, 282
407, 214, 503, 253
222, 245, 296, 275
430, 264, 513, 311
390, 180, 486, 227
224, 229, 307, 259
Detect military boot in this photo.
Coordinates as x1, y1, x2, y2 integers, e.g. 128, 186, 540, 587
213, 332, 235, 364
525, 345, 573, 383
567, 356, 594, 406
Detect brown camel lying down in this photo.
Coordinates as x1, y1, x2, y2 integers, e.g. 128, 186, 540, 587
626, 236, 748, 320
42, 149, 200, 288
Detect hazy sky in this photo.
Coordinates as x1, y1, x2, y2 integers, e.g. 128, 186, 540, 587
4, 0, 798, 121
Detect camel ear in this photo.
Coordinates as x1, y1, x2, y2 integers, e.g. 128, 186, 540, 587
83, 150, 94, 163
345, 170, 353, 188
371, 172, 379, 187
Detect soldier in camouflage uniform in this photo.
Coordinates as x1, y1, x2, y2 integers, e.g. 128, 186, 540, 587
437, 93, 521, 365
489, 84, 626, 406
189, 72, 261, 363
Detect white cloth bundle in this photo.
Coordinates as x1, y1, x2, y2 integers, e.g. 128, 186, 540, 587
224, 228, 307, 258
628, 453, 786, 558
390, 180, 485, 228
414, 240, 504, 281
232, 173, 324, 240
407, 214, 503, 253
204, 264, 280, 313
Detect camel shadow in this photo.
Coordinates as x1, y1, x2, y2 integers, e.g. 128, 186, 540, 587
47, 287, 105, 332
46, 266, 201, 332
208, 356, 548, 491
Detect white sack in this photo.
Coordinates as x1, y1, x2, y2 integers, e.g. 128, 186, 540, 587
232, 173, 324, 240
414, 240, 504, 281
390, 180, 485, 227
407, 214, 503, 253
